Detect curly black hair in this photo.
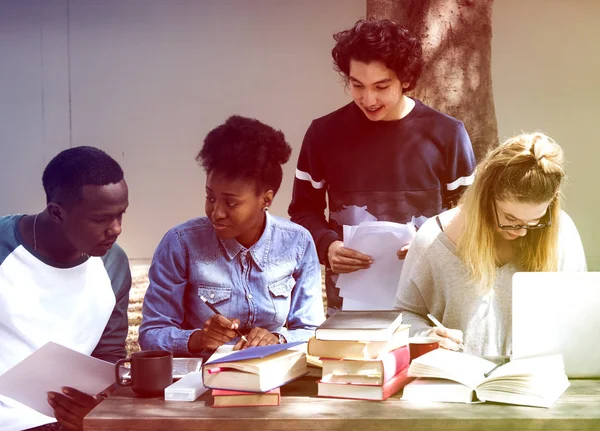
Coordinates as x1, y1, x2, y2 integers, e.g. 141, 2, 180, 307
42, 146, 124, 205
331, 19, 424, 91
196, 116, 292, 195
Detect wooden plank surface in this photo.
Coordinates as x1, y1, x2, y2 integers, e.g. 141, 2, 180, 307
84, 378, 600, 431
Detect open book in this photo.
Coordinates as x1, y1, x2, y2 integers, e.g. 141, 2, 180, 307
405, 349, 570, 408
202, 343, 307, 393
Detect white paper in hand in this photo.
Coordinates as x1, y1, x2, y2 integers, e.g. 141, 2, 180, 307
0, 342, 116, 416
338, 221, 416, 309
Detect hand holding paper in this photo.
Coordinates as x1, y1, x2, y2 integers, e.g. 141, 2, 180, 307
327, 240, 372, 274
0, 342, 116, 417
47, 386, 104, 430
338, 221, 417, 310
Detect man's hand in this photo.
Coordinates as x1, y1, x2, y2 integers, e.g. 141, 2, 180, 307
396, 242, 411, 260
47, 387, 105, 431
327, 240, 372, 274
233, 327, 278, 350
188, 314, 241, 352
428, 326, 464, 351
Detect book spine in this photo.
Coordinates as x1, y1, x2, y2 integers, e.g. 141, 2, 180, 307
381, 345, 410, 384
381, 365, 414, 401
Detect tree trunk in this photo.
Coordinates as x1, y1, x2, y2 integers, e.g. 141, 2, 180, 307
367, 0, 498, 161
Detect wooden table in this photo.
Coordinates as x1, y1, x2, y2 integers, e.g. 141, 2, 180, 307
85, 376, 600, 431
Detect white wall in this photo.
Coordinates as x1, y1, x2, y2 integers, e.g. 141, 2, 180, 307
0, 0, 365, 258
1, 0, 598, 269
492, 0, 600, 270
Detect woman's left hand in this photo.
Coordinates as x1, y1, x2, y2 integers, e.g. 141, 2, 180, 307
233, 327, 279, 350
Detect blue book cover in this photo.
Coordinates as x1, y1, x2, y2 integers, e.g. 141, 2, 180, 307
205, 341, 306, 365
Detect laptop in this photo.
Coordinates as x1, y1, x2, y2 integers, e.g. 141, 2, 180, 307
512, 272, 600, 378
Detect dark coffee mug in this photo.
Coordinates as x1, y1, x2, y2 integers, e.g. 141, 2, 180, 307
115, 350, 173, 397
409, 337, 440, 362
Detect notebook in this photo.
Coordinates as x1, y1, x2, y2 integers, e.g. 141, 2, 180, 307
512, 272, 600, 377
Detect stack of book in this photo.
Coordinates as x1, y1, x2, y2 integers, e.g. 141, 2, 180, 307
402, 349, 570, 408
202, 342, 308, 408
309, 310, 413, 401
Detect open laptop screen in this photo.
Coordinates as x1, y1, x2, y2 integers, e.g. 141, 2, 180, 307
512, 272, 600, 378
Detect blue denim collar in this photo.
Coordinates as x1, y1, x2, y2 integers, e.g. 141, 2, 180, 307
217, 212, 273, 270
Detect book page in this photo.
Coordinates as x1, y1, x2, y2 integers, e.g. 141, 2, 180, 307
408, 349, 496, 389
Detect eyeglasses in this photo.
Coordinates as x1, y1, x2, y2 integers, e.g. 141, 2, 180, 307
493, 201, 552, 231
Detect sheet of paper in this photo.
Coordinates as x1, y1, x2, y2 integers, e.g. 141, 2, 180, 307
0, 342, 116, 417
338, 221, 416, 310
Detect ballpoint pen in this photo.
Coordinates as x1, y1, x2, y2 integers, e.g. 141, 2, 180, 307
427, 313, 465, 351
200, 295, 249, 343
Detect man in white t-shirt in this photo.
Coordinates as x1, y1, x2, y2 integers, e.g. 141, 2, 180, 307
0, 146, 131, 431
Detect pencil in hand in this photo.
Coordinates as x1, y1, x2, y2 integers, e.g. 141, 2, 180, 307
199, 295, 249, 343
427, 313, 465, 351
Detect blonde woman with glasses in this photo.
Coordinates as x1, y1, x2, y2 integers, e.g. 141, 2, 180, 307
395, 132, 586, 356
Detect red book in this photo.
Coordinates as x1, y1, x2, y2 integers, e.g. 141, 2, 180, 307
320, 345, 410, 385
317, 364, 414, 401
211, 388, 280, 408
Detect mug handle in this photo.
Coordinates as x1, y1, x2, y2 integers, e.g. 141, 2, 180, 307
115, 358, 131, 386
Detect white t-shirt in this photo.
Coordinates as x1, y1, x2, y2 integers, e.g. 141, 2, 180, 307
0, 215, 131, 431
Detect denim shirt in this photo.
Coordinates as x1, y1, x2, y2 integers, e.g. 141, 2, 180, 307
139, 212, 325, 356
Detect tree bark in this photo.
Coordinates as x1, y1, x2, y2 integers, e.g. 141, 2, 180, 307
367, 0, 498, 161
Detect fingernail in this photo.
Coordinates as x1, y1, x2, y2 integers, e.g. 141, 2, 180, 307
62, 388, 69, 394
47, 393, 54, 399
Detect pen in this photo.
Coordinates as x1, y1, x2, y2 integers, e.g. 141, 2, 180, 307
427, 313, 465, 351
483, 357, 510, 378
200, 295, 249, 343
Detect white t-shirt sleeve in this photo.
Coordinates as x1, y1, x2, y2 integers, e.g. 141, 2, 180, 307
557, 211, 587, 272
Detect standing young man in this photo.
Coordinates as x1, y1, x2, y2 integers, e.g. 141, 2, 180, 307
0, 146, 131, 431
288, 19, 476, 315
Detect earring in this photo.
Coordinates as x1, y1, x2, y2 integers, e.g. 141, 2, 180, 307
263, 206, 269, 212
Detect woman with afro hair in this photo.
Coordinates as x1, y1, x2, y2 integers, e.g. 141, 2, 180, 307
140, 116, 325, 356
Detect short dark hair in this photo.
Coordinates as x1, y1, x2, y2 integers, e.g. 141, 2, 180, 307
42, 146, 124, 205
331, 19, 424, 91
196, 116, 292, 195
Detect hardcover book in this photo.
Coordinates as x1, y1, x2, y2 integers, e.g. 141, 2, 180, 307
203, 344, 307, 393
315, 310, 404, 342
307, 325, 409, 360
212, 388, 280, 407
317, 365, 412, 401
321, 345, 410, 385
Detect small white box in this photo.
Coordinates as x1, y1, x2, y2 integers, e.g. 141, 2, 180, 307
164, 372, 207, 402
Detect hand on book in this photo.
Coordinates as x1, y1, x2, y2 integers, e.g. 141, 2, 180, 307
189, 314, 242, 352
233, 327, 279, 350
428, 326, 464, 351
327, 240, 373, 274
47, 386, 105, 431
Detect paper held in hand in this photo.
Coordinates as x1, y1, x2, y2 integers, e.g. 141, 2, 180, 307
0, 342, 116, 416
337, 220, 417, 310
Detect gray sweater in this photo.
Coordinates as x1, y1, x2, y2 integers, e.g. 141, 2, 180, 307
395, 210, 586, 356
